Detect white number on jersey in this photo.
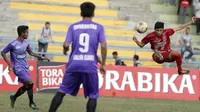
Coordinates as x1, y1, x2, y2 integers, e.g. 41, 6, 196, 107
79, 33, 90, 53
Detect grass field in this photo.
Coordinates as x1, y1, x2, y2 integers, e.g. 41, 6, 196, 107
0, 93, 200, 112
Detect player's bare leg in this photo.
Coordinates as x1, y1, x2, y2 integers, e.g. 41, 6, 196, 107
169, 51, 190, 75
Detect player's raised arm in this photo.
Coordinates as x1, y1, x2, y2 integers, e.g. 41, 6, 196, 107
132, 36, 145, 48
1, 43, 13, 71
174, 16, 196, 32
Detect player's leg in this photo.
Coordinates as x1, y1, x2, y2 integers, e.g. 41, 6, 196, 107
169, 50, 190, 75
82, 73, 99, 112
26, 80, 39, 110
152, 53, 165, 64
10, 70, 31, 108
49, 72, 82, 112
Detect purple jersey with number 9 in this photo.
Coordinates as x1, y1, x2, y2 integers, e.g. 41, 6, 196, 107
65, 20, 106, 73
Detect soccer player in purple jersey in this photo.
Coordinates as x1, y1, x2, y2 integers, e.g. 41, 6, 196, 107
1, 25, 49, 110
49, 2, 107, 112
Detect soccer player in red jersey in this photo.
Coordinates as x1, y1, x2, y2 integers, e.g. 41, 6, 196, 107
133, 17, 196, 75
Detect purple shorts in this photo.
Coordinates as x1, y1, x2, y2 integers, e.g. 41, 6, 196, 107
13, 70, 31, 83
59, 72, 99, 99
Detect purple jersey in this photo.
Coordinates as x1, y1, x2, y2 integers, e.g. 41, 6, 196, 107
2, 40, 31, 72
65, 20, 106, 73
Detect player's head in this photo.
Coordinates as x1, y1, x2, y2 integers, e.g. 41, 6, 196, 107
112, 51, 118, 59
17, 25, 29, 39
154, 21, 164, 37
133, 55, 139, 61
185, 27, 190, 35
80, 2, 96, 18
45, 22, 50, 29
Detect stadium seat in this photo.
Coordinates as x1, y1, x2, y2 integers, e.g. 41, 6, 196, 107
53, 56, 162, 68
53, 36, 137, 46
19, 12, 126, 28
10, 2, 116, 17
38, 0, 109, 7
48, 45, 153, 59
28, 23, 134, 37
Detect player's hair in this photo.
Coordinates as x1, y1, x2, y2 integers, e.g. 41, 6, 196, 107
186, 27, 190, 30
112, 51, 118, 55
134, 55, 139, 60
154, 22, 164, 29
17, 25, 29, 36
80, 2, 96, 18
45, 22, 50, 25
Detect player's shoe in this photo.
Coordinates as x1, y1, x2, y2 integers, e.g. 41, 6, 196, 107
29, 103, 39, 110
10, 95, 16, 108
178, 70, 190, 75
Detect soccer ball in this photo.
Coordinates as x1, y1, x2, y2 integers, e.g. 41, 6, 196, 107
136, 21, 148, 34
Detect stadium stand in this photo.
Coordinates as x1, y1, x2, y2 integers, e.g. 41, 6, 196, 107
0, 0, 199, 68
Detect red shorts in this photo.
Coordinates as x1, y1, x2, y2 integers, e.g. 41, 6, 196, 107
152, 50, 175, 64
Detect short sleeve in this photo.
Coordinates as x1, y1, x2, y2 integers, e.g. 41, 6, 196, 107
2, 43, 13, 53
26, 44, 31, 52
65, 26, 73, 43
141, 34, 150, 45
98, 26, 106, 43
166, 28, 175, 36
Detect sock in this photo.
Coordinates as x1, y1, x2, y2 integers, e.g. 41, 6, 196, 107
49, 92, 65, 112
86, 98, 97, 112
171, 51, 182, 72
27, 83, 34, 104
13, 86, 27, 100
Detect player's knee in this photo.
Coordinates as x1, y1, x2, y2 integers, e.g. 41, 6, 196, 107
27, 83, 34, 90
56, 92, 65, 98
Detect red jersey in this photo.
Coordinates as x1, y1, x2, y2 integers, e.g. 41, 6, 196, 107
141, 28, 175, 52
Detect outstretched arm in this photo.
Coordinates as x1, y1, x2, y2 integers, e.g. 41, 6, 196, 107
174, 16, 196, 32
132, 36, 145, 48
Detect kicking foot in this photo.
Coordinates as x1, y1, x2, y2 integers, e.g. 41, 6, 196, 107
10, 95, 16, 108
29, 103, 39, 110
178, 70, 190, 75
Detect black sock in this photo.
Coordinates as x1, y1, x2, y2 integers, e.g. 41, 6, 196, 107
49, 92, 65, 112
13, 86, 27, 100
27, 89, 34, 104
27, 83, 34, 104
86, 98, 97, 112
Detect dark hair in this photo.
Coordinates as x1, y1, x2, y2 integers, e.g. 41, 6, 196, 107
154, 21, 164, 29
45, 22, 50, 25
134, 55, 139, 60
112, 51, 118, 55
80, 2, 95, 17
17, 25, 29, 36
186, 27, 190, 30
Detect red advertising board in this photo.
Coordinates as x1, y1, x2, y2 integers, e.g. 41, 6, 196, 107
0, 59, 37, 92
38, 64, 66, 90
38, 64, 200, 101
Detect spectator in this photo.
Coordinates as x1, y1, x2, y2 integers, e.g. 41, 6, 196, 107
38, 22, 54, 58
164, 0, 176, 6
179, 27, 194, 62
133, 55, 142, 67
178, 0, 190, 24
112, 51, 126, 66
193, 0, 200, 35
